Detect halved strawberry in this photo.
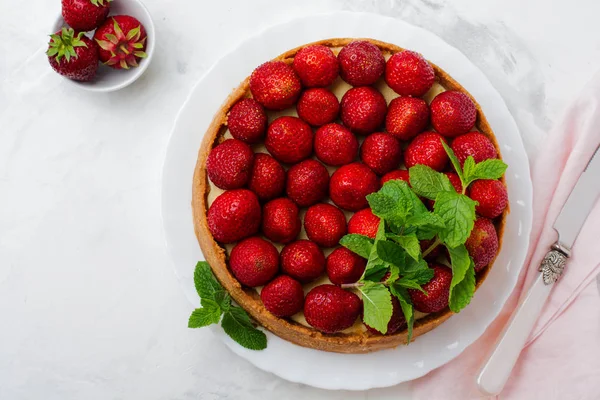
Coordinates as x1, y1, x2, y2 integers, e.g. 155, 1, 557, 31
94, 15, 148, 70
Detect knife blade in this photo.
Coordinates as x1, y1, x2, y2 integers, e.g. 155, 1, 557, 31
553, 145, 600, 248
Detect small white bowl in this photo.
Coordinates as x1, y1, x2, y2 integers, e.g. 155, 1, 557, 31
51, 0, 155, 92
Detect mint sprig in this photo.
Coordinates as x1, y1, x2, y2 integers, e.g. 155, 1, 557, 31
446, 245, 476, 312
188, 262, 267, 350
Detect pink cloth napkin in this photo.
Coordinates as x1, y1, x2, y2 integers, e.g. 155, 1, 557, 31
410, 71, 600, 399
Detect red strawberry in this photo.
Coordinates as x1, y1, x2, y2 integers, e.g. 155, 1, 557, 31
280, 240, 326, 283
304, 284, 362, 333
94, 16, 148, 70
62, 0, 110, 32
326, 247, 366, 285
47, 28, 99, 82
330, 163, 380, 211
206, 139, 254, 190
404, 132, 449, 172
265, 116, 313, 164
451, 132, 498, 165
261, 198, 301, 244
347, 208, 380, 239
408, 264, 452, 313
385, 97, 430, 141
292, 45, 339, 87
229, 237, 279, 287
430, 91, 477, 137
365, 296, 407, 335
381, 169, 410, 185
296, 88, 340, 126
261, 275, 305, 317
286, 159, 330, 207
304, 203, 347, 248
360, 133, 402, 175
340, 87, 387, 135
248, 153, 286, 201
228, 98, 267, 144
207, 189, 261, 243
465, 217, 499, 271
314, 123, 358, 166
469, 180, 508, 219
385, 50, 435, 97
250, 61, 302, 110
338, 41, 385, 86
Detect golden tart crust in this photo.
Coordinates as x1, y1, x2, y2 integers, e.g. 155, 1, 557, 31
192, 38, 507, 353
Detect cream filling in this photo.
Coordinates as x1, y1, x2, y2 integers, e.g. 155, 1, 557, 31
206, 48, 447, 332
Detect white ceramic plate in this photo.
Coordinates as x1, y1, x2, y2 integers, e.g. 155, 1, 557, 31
161, 12, 533, 391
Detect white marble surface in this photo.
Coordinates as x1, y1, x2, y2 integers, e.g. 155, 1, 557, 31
1, 0, 600, 399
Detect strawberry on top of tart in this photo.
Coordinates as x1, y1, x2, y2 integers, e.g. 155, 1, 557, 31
189, 38, 508, 353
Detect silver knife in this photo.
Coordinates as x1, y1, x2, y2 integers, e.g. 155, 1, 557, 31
477, 145, 600, 396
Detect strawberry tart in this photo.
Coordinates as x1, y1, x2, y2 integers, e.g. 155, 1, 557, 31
191, 38, 508, 353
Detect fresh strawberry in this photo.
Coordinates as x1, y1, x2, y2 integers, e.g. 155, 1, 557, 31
404, 132, 449, 172
229, 237, 279, 287
47, 28, 99, 82
296, 88, 340, 126
304, 284, 362, 333
451, 132, 498, 165
94, 16, 148, 70
469, 180, 508, 219
385, 97, 430, 141
206, 139, 254, 190
292, 45, 339, 87
381, 169, 410, 185
330, 163, 380, 211
207, 189, 261, 243
326, 247, 366, 285
340, 87, 387, 135
360, 133, 402, 175
280, 240, 326, 283
248, 153, 286, 201
304, 203, 347, 248
286, 159, 329, 207
265, 116, 313, 164
365, 296, 407, 335
408, 264, 452, 313
465, 217, 499, 271
250, 61, 302, 110
227, 98, 267, 144
385, 50, 435, 97
338, 41, 385, 86
314, 123, 358, 166
261, 198, 301, 244
347, 208, 380, 239
62, 0, 110, 32
430, 91, 477, 137
260, 275, 305, 317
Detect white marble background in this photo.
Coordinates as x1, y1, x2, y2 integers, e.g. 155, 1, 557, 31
1, 0, 600, 399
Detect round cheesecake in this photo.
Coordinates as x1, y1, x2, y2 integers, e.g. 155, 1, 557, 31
192, 38, 507, 353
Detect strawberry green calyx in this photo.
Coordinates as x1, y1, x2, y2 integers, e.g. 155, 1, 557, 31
95, 18, 147, 70
46, 28, 88, 63
89, 0, 112, 6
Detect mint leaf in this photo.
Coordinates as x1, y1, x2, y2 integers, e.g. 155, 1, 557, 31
434, 191, 477, 248
404, 256, 429, 273
188, 298, 222, 328
364, 264, 389, 282
368, 182, 412, 224
367, 192, 400, 220
381, 180, 427, 216
386, 264, 400, 284
221, 307, 267, 350
376, 240, 406, 267
390, 285, 414, 343
360, 282, 393, 334
406, 213, 446, 240
194, 261, 227, 305
409, 165, 454, 200
388, 233, 421, 261
440, 139, 466, 186
340, 234, 373, 259
405, 267, 435, 285
447, 244, 476, 312
464, 158, 508, 186
363, 221, 388, 279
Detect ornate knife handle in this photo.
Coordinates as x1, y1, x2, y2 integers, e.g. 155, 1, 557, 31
539, 242, 571, 285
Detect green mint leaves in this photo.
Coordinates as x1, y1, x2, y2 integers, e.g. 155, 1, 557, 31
409, 164, 454, 199
360, 282, 394, 334
434, 191, 477, 248
462, 157, 508, 187
446, 245, 477, 312
188, 262, 267, 350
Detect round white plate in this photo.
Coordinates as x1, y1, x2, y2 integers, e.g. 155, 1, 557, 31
161, 12, 533, 391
